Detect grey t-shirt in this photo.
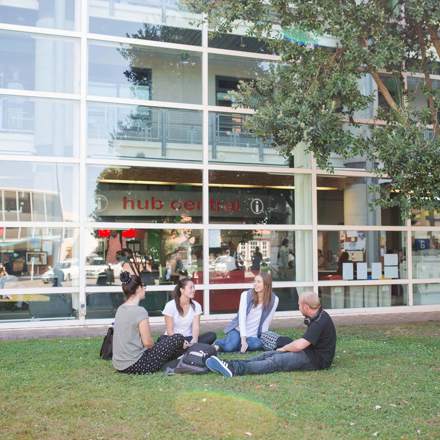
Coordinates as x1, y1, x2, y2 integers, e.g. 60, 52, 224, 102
112, 304, 149, 371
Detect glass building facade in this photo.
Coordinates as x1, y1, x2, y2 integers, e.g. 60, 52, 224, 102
0, 1, 439, 326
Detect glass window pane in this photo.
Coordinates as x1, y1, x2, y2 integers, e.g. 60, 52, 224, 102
0, 227, 79, 289
209, 170, 312, 224
414, 284, 440, 305
412, 232, 440, 279
87, 166, 202, 223
0, 31, 79, 94
319, 285, 407, 309
318, 231, 407, 281
208, 54, 273, 106
209, 112, 301, 167
0, 162, 79, 222
0, 96, 79, 157
88, 42, 202, 104
88, 103, 202, 162
209, 32, 272, 54
0, 1, 79, 30
85, 228, 203, 286
209, 230, 312, 283
318, 175, 402, 226
86, 289, 204, 318
89, 0, 201, 45
412, 210, 440, 226
0, 293, 79, 321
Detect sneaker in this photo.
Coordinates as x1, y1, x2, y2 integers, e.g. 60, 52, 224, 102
205, 356, 233, 378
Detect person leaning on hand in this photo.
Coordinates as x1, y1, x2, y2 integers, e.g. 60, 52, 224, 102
206, 291, 336, 377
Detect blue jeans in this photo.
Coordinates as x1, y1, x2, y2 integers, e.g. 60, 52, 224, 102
229, 350, 315, 375
215, 329, 263, 352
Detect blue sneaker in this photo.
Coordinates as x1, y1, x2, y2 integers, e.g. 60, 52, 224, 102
205, 356, 233, 378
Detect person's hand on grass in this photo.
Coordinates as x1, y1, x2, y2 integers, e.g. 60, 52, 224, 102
240, 338, 248, 353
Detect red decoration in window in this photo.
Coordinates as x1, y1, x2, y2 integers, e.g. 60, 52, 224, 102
122, 229, 136, 239
97, 229, 111, 238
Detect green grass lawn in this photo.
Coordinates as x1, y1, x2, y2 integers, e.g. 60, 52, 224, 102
1, 322, 439, 440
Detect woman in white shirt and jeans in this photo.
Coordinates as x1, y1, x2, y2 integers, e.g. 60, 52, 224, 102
162, 277, 216, 345
214, 272, 279, 353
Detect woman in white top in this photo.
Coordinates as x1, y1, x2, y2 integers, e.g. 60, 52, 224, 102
214, 272, 279, 353
162, 277, 217, 345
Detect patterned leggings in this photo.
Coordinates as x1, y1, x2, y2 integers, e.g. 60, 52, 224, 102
120, 333, 185, 375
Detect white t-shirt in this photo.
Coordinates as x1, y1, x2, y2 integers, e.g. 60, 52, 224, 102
236, 290, 279, 337
162, 299, 202, 337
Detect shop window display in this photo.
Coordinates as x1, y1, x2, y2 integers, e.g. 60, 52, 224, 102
318, 231, 407, 281
412, 232, 440, 279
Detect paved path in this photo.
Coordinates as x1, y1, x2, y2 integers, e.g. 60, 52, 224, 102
1, 310, 439, 340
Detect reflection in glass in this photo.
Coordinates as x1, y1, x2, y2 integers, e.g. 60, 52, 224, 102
319, 285, 407, 309
88, 103, 202, 161
0, 30, 79, 93
0, 1, 78, 30
85, 228, 203, 286
0, 228, 79, 289
412, 210, 440, 226
208, 230, 312, 283
318, 231, 407, 281
0, 96, 79, 157
89, 0, 201, 45
88, 42, 202, 103
209, 112, 293, 166
413, 284, 440, 305
209, 170, 312, 224
87, 166, 202, 223
412, 232, 440, 279
317, 175, 401, 226
0, 162, 78, 222
208, 54, 273, 106
209, 32, 272, 54
0, 293, 78, 321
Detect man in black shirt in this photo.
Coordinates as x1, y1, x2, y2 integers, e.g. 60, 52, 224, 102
206, 291, 336, 377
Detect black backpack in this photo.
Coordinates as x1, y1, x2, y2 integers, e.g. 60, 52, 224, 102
99, 327, 113, 360
166, 342, 216, 375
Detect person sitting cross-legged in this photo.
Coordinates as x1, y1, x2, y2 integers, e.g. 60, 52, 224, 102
206, 291, 336, 378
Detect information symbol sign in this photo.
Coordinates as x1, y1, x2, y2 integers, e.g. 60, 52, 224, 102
250, 198, 264, 215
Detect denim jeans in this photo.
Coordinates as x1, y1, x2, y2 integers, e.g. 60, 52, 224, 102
230, 350, 315, 376
215, 329, 263, 352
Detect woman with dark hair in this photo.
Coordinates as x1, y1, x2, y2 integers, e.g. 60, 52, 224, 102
214, 272, 279, 353
112, 270, 186, 374
162, 278, 216, 345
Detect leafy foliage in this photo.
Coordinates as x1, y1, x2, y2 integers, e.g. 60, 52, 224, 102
185, 0, 440, 218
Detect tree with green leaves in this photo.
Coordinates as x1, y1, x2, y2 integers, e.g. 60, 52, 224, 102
186, 0, 440, 219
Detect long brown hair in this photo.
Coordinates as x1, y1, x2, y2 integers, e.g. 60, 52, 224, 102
173, 277, 195, 316
252, 271, 272, 308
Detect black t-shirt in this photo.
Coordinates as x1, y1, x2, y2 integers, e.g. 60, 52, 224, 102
302, 309, 336, 369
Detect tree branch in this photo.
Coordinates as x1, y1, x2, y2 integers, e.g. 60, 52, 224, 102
428, 25, 440, 60
417, 24, 439, 134
369, 69, 399, 111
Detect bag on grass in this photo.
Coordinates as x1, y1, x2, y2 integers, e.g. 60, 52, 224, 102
260, 331, 293, 351
99, 326, 113, 360
170, 342, 217, 375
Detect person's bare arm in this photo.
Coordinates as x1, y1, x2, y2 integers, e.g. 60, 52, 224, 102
191, 314, 200, 344
164, 315, 174, 336
139, 318, 154, 348
277, 338, 311, 352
